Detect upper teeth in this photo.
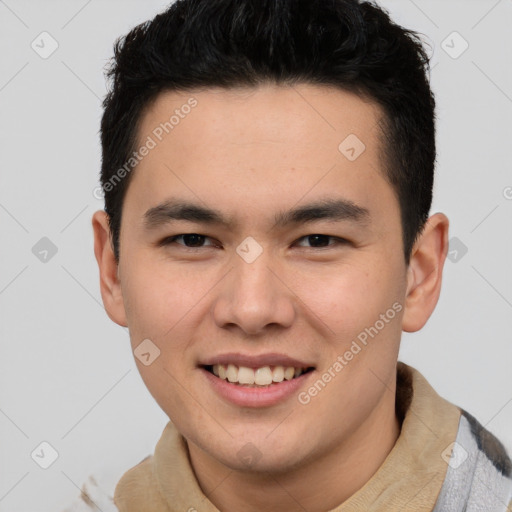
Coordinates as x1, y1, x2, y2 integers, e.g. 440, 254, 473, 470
212, 364, 307, 386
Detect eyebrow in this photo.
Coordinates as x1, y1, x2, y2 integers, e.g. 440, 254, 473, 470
143, 197, 371, 231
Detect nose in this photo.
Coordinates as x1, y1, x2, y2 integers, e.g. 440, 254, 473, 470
212, 248, 296, 336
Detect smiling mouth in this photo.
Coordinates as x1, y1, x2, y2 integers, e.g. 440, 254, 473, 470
203, 364, 315, 387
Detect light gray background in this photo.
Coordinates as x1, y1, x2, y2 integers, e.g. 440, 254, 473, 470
0, 0, 511, 510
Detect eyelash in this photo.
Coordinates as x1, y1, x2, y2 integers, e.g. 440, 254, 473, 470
159, 233, 349, 251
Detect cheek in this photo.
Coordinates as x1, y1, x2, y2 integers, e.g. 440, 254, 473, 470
121, 253, 211, 340
120, 257, 204, 407
135, 355, 198, 429
290, 262, 398, 339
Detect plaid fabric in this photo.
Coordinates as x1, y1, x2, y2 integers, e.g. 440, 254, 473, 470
433, 410, 512, 512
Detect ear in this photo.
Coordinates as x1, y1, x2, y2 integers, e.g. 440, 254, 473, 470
92, 210, 128, 327
402, 213, 449, 332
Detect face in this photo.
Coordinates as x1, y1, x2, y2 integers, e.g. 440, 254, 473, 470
109, 84, 411, 472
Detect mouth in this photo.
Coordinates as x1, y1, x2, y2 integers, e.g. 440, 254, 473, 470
202, 364, 315, 388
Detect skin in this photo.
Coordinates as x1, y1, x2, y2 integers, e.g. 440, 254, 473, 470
93, 83, 449, 512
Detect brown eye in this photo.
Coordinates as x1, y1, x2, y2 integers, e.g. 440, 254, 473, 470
160, 233, 216, 248
176, 234, 207, 247
295, 235, 348, 248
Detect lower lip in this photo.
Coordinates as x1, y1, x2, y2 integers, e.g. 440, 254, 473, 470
200, 367, 315, 408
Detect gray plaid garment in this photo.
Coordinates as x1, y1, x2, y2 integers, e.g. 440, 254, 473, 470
433, 410, 512, 512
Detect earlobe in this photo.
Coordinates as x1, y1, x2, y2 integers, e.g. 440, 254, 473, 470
402, 213, 449, 333
92, 210, 128, 327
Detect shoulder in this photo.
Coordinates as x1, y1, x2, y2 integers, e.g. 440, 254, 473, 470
460, 408, 512, 477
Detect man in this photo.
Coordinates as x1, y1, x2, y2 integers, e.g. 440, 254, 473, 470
85, 0, 512, 510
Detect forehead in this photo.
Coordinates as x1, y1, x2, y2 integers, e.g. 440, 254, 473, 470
125, 83, 397, 231
138, 83, 383, 154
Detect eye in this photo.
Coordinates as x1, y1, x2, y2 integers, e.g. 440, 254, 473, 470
294, 234, 348, 249
158, 233, 349, 251
160, 233, 218, 249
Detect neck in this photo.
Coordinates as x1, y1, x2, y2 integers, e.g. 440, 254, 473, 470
187, 389, 400, 512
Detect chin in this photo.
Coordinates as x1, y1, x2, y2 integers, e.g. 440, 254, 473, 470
222, 447, 302, 474
223, 433, 311, 473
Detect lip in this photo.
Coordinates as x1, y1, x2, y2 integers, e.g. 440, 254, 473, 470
200, 366, 315, 408
199, 352, 313, 369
